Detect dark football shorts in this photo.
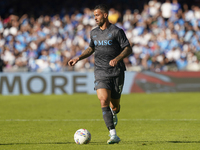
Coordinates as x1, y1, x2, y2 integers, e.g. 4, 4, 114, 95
94, 71, 124, 99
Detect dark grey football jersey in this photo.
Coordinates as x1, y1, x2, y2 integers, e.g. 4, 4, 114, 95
89, 24, 130, 78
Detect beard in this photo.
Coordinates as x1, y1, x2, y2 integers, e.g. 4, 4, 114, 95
96, 18, 105, 27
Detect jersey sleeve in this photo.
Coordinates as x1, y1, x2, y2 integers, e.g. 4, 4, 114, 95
89, 31, 95, 48
116, 29, 130, 49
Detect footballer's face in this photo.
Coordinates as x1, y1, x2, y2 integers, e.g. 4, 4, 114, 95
94, 9, 107, 27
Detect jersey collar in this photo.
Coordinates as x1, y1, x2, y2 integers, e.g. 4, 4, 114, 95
99, 23, 112, 31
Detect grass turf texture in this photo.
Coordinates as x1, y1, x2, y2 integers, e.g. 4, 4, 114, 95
0, 93, 200, 150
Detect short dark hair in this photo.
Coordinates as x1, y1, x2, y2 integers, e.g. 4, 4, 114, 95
94, 4, 109, 14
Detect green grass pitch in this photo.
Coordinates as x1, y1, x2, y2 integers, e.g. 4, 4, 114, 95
0, 93, 200, 150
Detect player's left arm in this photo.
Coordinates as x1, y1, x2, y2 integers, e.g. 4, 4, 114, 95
109, 45, 132, 67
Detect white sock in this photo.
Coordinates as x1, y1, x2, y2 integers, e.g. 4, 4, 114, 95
109, 129, 117, 136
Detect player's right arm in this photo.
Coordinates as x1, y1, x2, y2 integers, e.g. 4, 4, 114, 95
68, 46, 95, 66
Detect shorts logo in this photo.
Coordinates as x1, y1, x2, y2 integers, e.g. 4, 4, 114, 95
95, 81, 99, 87
118, 84, 123, 94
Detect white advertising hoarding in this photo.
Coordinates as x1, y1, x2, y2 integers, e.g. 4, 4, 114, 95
0, 72, 136, 95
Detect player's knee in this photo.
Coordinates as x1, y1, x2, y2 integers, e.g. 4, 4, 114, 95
98, 95, 109, 107
98, 94, 107, 101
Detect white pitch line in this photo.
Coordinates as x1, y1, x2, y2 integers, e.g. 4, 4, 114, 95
0, 119, 199, 122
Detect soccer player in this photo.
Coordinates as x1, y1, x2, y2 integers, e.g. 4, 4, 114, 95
68, 4, 132, 144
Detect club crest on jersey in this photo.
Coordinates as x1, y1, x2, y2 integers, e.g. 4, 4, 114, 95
108, 33, 112, 38
94, 40, 112, 46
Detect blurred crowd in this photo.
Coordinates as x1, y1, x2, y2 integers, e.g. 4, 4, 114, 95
0, 0, 200, 72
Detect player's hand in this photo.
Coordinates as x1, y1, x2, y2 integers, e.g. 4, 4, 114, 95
109, 59, 118, 67
68, 58, 79, 66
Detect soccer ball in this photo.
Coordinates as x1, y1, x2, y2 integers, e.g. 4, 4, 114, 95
74, 129, 91, 144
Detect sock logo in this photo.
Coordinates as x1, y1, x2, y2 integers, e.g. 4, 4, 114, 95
103, 111, 106, 115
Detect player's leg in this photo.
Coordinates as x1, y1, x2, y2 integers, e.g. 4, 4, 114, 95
110, 98, 120, 113
97, 88, 111, 107
110, 71, 124, 127
110, 98, 120, 127
96, 88, 120, 144
97, 89, 115, 131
